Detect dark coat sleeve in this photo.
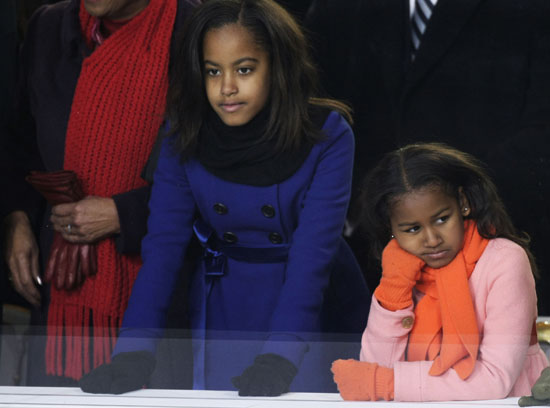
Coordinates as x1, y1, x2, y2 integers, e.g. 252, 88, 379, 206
112, 186, 151, 254
3, 4, 49, 227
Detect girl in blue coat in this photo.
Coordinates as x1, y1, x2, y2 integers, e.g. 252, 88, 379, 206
80, 0, 370, 396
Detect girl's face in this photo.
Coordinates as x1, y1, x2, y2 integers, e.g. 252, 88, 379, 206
203, 23, 270, 126
389, 186, 471, 268
83, 0, 149, 19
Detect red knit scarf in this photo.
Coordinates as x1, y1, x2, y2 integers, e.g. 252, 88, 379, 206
46, 0, 176, 380
407, 220, 489, 380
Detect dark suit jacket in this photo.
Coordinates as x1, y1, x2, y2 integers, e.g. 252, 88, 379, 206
306, 0, 550, 311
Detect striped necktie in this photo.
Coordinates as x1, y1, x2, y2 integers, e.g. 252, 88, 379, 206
411, 0, 436, 58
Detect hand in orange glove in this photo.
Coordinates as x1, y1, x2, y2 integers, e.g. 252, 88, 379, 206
331, 359, 394, 401
374, 238, 425, 311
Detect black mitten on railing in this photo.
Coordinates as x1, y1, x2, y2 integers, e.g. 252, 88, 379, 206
79, 351, 156, 394
231, 353, 297, 397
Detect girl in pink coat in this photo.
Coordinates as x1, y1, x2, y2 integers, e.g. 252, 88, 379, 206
332, 142, 548, 402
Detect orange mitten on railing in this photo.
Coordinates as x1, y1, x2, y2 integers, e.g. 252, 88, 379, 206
331, 359, 394, 401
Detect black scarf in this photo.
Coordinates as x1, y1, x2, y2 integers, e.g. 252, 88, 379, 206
196, 106, 330, 186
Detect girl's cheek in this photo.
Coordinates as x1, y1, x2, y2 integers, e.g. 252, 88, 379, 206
396, 236, 417, 254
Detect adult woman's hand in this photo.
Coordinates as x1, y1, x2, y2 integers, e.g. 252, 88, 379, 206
50, 196, 121, 244
3, 211, 41, 306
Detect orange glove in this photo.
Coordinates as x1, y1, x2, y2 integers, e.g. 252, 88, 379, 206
331, 359, 394, 401
374, 239, 425, 311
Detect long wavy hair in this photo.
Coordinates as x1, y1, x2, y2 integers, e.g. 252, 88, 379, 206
166, 0, 351, 158
360, 142, 537, 275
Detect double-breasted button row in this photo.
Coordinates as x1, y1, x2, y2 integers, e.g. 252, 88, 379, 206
221, 231, 282, 245
221, 231, 283, 245
213, 203, 276, 218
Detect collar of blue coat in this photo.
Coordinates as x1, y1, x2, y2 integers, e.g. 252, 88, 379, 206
195, 105, 330, 186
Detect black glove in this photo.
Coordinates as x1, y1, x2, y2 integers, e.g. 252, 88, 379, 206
79, 351, 155, 394
231, 353, 297, 397
518, 367, 550, 406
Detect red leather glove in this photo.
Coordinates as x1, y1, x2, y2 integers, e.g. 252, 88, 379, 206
26, 170, 97, 290
374, 239, 425, 311
331, 359, 394, 401
26, 170, 84, 202
44, 232, 97, 290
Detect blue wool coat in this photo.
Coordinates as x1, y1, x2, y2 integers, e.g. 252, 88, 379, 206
114, 111, 370, 392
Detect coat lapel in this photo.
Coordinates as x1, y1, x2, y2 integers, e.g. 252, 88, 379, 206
405, 0, 482, 88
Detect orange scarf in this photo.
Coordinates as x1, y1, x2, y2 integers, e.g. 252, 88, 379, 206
46, 0, 176, 380
407, 220, 489, 380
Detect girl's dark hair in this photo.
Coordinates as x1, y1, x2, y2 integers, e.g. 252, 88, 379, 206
360, 142, 537, 275
166, 0, 351, 157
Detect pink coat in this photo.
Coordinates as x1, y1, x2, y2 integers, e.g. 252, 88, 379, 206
361, 238, 548, 401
